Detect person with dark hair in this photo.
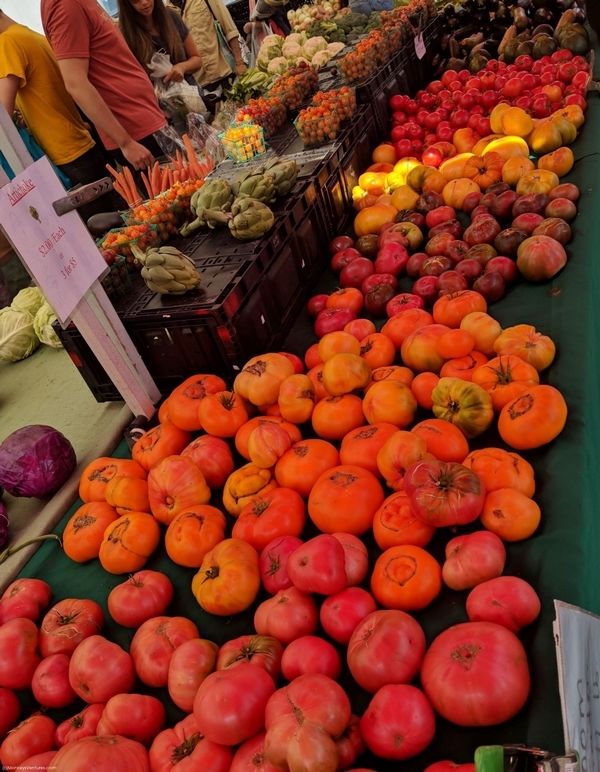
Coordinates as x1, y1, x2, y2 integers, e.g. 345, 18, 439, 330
117, 0, 202, 86
41, 0, 168, 170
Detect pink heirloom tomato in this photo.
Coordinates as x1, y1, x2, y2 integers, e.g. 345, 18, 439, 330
421, 621, 531, 726
167, 638, 218, 712
107, 571, 173, 628
96, 693, 166, 745
0, 578, 51, 624
194, 662, 275, 746
404, 460, 485, 527
254, 587, 318, 644
360, 684, 436, 760
347, 610, 426, 693
149, 714, 232, 772
217, 635, 283, 680
0, 617, 40, 690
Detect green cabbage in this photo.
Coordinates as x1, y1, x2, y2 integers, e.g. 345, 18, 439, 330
11, 286, 45, 317
0, 307, 39, 362
33, 302, 63, 349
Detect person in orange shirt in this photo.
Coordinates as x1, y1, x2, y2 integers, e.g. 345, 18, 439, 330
41, 0, 167, 170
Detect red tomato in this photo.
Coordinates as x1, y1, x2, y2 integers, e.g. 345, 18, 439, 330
320, 587, 377, 645
194, 663, 275, 746
217, 635, 283, 680
278, 351, 304, 374
466, 576, 541, 632
281, 636, 341, 680
15, 750, 57, 771
337, 715, 366, 769
421, 621, 531, 726
230, 731, 279, 771
0, 714, 56, 769
55, 703, 105, 747
287, 534, 347, 596
69, 635, 135, 703
264, 674, 351, 769
107, 571, 173, 628
0, 579, 51, 624
51, 735, 150, 771
332, 532, 368, 586
0, 617, 40, 689
32, 653, 78, 708
404, 460, 485, 527
232, 488, 306, 552
96, 693, 166, 745
130, 616, 199, 687
149, 714, 232, 771
347, 610, 426, 693
259, 536, 302, 595
442, 531, 506, 591
0, 687, 20, 738
360, 684, 435, 759
425, 763, 475, 772
39, 598, 104, 657
167, 638, 218, 712
254, 587, 318, 644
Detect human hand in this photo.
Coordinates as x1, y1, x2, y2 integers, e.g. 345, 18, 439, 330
235, 62, 248, 76
163, 64, 185, 84
120, 138, 154, 171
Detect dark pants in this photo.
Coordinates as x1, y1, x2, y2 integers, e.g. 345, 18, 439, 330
58, 145, 123, 221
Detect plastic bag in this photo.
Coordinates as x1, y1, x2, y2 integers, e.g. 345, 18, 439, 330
153, 114, 224, 171
247, 21, 273, 67
148, 51, 173, 79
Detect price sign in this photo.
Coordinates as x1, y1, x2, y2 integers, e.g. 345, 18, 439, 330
414, 33, 426, 60
554, 600, 600, 771
0, 156, 107, 324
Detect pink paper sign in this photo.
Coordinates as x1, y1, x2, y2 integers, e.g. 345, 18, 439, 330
0, 157, 107, 324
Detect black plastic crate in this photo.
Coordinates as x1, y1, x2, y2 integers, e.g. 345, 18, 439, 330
370, 64, 411, 141
402, 15, 442, 95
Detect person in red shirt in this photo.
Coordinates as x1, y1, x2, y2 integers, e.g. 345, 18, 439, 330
41, 0, 167, 170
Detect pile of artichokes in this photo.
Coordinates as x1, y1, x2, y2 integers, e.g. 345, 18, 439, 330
179, 158, 298, 242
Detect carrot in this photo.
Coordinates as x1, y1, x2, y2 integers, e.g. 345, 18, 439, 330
122, 165, 140, 205
112, 180, 130, 205
141, 171, 153, 200
167, 169, 174, 188
151, 162, 161, 196
182, 133, 203, 178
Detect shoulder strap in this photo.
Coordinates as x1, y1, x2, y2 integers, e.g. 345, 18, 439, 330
203, 0, 218, 21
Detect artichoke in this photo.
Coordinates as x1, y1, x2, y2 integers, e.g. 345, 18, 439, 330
232, 169, 277, 203
180, 179, 234, 235
265, 159, 299, 197
228, 198, 275, 242
133, 246, 201, 295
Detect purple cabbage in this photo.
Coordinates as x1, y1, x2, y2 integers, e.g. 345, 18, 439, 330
0, 500, 7, 549
0, 425, 76, 498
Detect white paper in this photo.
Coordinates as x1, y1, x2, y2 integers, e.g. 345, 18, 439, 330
554, 600, 600, 770
0, 157, 107, 324
414, 33, 426, 61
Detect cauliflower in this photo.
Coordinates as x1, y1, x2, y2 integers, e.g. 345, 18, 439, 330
267, 57, 289, 76
302, 36, 328, 58
311, 50, 331, 69
285, 32, 307, 46
261, 35, 284, 51
327, 41, 345, 56
282, 41, 304, 59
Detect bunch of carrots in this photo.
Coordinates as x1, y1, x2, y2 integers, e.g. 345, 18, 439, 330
106, 134, 214, 208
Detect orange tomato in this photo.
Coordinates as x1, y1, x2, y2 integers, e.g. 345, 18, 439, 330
376, 431, 429, 491
481, 488, 541, 542
308, 464, 385, 535
275, 439, 339, 498
339, 423, 399, 477
373, 491, 436, 550
381, 309, 433, 348
370, 545, 442, 611
232, 487, 306, 551
498, 385, 567, 450
440, 351, 488, 380
362, 381, 417, 428
437, 329, 475, 359
410, 372, 440, 409
359, 333, 396, 369
312, 395, 365, 441
462, 447, 535, 497
410, 418, 469, 463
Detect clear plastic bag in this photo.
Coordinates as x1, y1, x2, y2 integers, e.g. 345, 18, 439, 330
148, 51, 208, 132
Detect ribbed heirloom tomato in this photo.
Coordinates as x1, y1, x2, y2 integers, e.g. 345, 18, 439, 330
39, 598, 104, 657
150, 714, 232, 772
232, 487, 306, 551
404, 460, 485, 527
373, 490, 436, 549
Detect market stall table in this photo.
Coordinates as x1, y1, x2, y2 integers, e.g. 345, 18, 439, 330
5, 36, 600, 772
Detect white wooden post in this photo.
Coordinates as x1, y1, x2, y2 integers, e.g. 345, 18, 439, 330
0, 107, 160, 417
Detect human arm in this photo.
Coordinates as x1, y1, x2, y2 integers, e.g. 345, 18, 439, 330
57, 58, 154, 169
0, 75, 19, 119
211, 0, 247, 74
227, 36, 247, 76
163, 33, 203, 83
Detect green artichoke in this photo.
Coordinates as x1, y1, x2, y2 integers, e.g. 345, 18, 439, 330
228, 198, 275, 242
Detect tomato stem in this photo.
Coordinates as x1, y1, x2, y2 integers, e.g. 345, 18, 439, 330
0, 534, 61, 564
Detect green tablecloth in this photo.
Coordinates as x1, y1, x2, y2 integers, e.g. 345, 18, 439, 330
15, 83, 600, 772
